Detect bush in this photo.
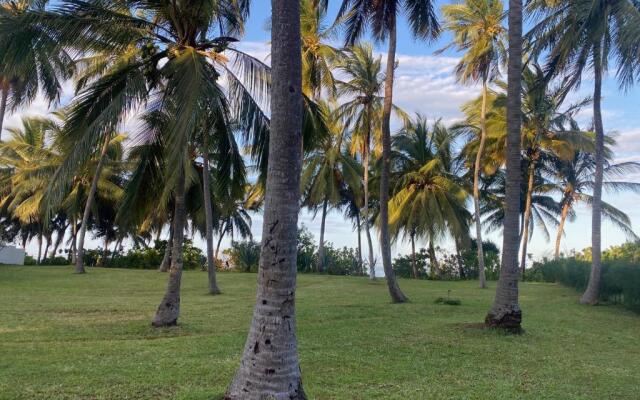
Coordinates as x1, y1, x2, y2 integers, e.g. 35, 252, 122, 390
225, 239, 261, 272
392, 249, 429, 279
529, 257, 640, 313
322, 244, 360, 276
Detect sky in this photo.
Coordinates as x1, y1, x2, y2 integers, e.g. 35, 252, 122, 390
6, 1, 640, 273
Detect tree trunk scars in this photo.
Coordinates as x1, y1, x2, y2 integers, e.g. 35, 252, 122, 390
152, 166, 186, 327
226, 1, 306, 398
317, 197, 328, 273
486, 0, 523, 333
519, 159, 536, 280
75, 135, 111, 274
476, 80, 488, 289
581, 45, 604, 306
203, 137, 221, 295
555, 201, 571, 259
379, 18, 407, 303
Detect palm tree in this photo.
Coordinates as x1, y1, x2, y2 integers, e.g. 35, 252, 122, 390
388, 116, 471, 280
543, 136, 640, 258
485, 0, 523, 332
301, 104, 362, 272
441, 0, 506, 289
337, 0, 439, 303
527, 0, 640, 304
226, 1, 306, 398
335, 42, 385, 280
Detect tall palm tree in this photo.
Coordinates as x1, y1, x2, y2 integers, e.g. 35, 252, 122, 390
441, 0, 506, 289
388, 116, 471, 280
337, 0, 439, 303
527, 0, 640, 304
335, 42, 385, 280
485, 0, 523, 332
301, 103, 362, 272
226, 1, 306, 398
543, 135, 640, 258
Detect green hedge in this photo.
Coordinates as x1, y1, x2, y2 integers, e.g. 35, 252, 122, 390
528, 258, 640, 313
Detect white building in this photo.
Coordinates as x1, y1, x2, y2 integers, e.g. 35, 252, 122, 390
0, 245, 26, 265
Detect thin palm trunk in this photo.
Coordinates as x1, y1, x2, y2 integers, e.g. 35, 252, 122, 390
159, 216, 174, 272
363, 136, 375, 280
111, 239, 121, 262
75, 135, 111, 274
50, 227, 65, 259
202, 137, 221, 295
152, 166, 186, 327
379, 17, 407, 303
428, 238, 439, 278
226, 2, 305, 397
356, 211, 363, 275
581, 45, 604, 305
70, 217, 77, 265
486, 0, 523, 332
519, 159, 536, 279
475, 79, 489, 289
554, 199, 571, 259
411, 231, 418, 279
0, 82, 7, 142
42, 234, 50, 263
36, 232, 42, 265
99, 238, 109, 267
215, 221, 227, 260
317, 197, 328, 273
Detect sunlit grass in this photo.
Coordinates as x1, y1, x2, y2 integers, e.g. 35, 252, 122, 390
1, 266, 639, 399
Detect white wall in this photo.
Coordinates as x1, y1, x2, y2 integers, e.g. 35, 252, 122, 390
0, 246, 26, 265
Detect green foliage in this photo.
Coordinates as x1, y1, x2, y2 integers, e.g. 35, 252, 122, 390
392, 249, 429, 279
322, 244, 361, 276
459, 241, 501, 280
225, 239, 260, 272
296, 225, 317, 273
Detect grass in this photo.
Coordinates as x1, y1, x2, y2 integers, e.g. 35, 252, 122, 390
1, 266, 639, 399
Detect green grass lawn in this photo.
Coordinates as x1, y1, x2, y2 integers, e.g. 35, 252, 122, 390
1, 266, 639, 399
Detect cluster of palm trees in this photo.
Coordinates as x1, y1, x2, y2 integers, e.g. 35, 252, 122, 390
1, 0, 640, 398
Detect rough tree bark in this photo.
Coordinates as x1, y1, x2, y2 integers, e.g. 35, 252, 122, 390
580, 45, 604, 305
202, 135, 221, 295
75, 135, 111, 274
485, 0, 523, 332
475, 79, 489, 289
379, 16, 407, 303
317, 197, 328, 273
225, 1, 306, 397
152, 167, 186, 327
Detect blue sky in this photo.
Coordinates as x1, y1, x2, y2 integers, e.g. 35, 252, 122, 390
8, 1, 640, 269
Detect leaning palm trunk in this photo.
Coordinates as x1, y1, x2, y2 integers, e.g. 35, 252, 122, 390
226, 2, 306, 397
486, 0, 523, 332
202, 138, 221, 295
519, 159, 536, 279
410, 231, 418, 279
363, 139, 375, 280
0, 83, 7, 142
159, 217, 173, 272
70, 217, 77, 264
581, 47, 605, 305
50, 227, 65, 259
75, 135, 111, 274
474, 80, 489, 289
317, 197, 328, 273
356, 211, 363, 275
42, 235, 50, 264
554, 199, 571, 259
152, 167, 186, 327
379, 17, 407, 303
36, 232, 43, 264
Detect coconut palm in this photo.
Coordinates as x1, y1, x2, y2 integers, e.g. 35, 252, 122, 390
440, 0, 506, 288
542, 135, 640, 258
388, 116, 471, 280
226, 1, 306, 398
301, 103, 362, 272
527, 0, 640, 304
337, 0, 439, 303
485, 0, 523, 332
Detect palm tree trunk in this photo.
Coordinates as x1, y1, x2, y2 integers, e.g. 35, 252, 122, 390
226, 1, 306, 397
486, 0, 523, 332
42, 235, 50, 264
111, 239, 121, 262
159, 217, 173, 272
36, 232, 42, 265
519, 159, 536, 280
50, 226, 66, 259
581, 45, 604, 305
99, 238, 109, 267
356, 211, 363, 275
70, 217, 77, 265
317, 197, 328, 273
0, 82, 7, 142
475, 79, 489, 289
428, 238, 439, 278
554, 199, 571, 259
152, 166, 186, 327
215, 222, 227, 260
75, 135, 111, 274
379, 16, 407, 303
363, 138, 375, 280
202, 137, 221, 295
411, 231, 418, 279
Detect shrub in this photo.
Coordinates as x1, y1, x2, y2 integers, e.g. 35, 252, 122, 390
392, 249, 429, 279
225, 239, 260, 272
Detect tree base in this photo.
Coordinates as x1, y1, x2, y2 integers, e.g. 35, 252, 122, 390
151, 318, 178, 328
485, 310, 523, 334
73, 268, 86, 274
225, 378, 306, 400
209, 287, 221, 295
